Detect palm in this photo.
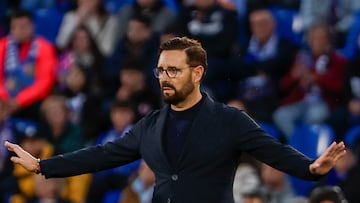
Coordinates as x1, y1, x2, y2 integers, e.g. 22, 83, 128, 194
310, 141, 346, 175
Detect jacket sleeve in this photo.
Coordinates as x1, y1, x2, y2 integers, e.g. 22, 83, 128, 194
232, 111, 322, 181
15, 38, 56, 107
40, 117, 144, 178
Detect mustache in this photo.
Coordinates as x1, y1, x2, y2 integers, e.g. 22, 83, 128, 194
161, 82, 175, 89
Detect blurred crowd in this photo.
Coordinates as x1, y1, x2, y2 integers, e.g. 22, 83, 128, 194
0, 0, 360, 202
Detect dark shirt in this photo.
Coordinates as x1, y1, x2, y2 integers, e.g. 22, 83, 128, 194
164, 96, 205, 166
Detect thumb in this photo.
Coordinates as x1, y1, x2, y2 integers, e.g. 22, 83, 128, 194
310, 162, 320, 174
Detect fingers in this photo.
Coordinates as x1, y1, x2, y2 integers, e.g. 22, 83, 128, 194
4, 141, 23, 156
4, 141, 15, 152
334, 148, 347, 161
325, 141, 346, 157
10, 156, 22, 164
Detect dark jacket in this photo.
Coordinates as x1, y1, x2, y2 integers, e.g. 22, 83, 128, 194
40, 95, 318, 203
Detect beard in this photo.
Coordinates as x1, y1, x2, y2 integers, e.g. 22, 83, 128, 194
161, 76, 194, 105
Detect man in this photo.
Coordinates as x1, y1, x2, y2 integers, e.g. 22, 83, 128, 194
0, 9, 57, 120
5, 37, 346, 203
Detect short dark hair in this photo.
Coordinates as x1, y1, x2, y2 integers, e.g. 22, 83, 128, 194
10, 9, 33, 22
130, 13, 152, 28
309, 186, 347, 203
159, 37, 208, 80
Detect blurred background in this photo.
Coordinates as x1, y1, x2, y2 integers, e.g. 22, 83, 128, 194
0, 0, 360, 202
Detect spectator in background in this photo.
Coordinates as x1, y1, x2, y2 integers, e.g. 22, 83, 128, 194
309, 186, 348, 203
39, 95, 91, 203
0, 9, 57, 121
230, 8, 298, 122
56, 0, 118, 56
328, 45, 360, 140
26, 175, 70, 203
117, 0, 178, 40
57, 62, 107, 141
86, 100, 140, 203
273, 22, 346, 139
39, 95, 84, 155
299, 0, 360, 48
115, 60, 160, 120
56, 25, 105, 97
178, 0, 238, 58
259, 163, 298, 203
177, 0, 239, 101
118, 160, 155, 203
106, 14, 160, 95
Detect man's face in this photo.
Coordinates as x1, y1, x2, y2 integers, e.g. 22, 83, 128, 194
127, 19, 151, 45
250, 11, 275, 44
309, 28, 330, 57
10, 17, 34, 43
157, 50, 195, 105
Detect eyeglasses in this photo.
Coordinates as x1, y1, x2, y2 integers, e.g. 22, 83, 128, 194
153, 66, 195, 78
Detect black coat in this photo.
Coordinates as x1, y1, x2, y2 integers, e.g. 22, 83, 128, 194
40, 95, 319, 203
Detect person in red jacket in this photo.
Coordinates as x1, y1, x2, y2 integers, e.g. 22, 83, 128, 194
0, 9, 57, 120
273, 22, 346, 139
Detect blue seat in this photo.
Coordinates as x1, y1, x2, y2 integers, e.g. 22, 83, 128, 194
103, 0, 133, 14
33, 8, 63, 43
288, 123, 335, 196
259, 122, 280, 141
270, 6, 304, 46
344, 125, 360, 149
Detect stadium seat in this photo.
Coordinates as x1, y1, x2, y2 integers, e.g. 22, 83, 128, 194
259, 122, 280, 141
33, 8, 63, 43
344, 125, 360, 149
269, 6, 304, 46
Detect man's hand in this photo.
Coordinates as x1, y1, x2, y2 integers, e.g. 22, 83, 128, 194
4, 141, 39, 173
309, 141, 346, 175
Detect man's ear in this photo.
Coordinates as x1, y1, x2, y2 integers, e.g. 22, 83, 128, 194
192, 65, 204, 83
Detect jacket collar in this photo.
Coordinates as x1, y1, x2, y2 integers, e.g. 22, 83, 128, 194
155, 92, 215, 169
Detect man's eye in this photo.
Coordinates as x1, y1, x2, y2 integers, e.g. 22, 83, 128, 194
158, 69, 164, 73
168, 68, 178, 73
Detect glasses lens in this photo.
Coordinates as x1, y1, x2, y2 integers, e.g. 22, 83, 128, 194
153, 68, 159, 78
167, 67, 177, 78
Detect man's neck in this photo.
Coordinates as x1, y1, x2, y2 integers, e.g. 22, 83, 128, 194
170, 90, 203, 111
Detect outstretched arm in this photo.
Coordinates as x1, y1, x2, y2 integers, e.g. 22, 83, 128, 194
309, 141, 346, 175
4, 141, 41, 173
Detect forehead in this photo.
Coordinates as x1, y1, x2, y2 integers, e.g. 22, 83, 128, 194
11, 17, 32, 25
158, 50, 187, 68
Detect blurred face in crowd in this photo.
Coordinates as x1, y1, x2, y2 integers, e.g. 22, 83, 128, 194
250, 10, 275, 46
138, 160, 155, 189
127, 19, 152, 45
308, 26, 331, 57
261, 163, 286, 190
137, 0, 156, 8
72, 29, 91, 53
120, 69, 145, 92
157, 50, 197, 105
111, 107, 135, 132
10, 16, 34, 43
66, 65, 86, 93
41, 96, 68, 129
77, 0, 101, 13
34, 175, 64, 199
194, 0, 216, 10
